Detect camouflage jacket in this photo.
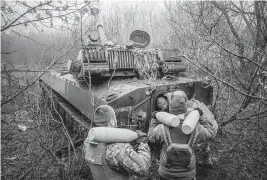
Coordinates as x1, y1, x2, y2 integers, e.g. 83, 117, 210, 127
148, 99, 218, 145
147, 99, 218, 179
106, 142, 151, 177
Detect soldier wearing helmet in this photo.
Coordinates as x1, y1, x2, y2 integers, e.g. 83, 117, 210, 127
154, 91, 217, 167
84, 105, 151, 180
148, 90, 218, 180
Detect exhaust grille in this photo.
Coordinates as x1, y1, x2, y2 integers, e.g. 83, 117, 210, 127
108, 50, 134, 69
84, 47, 107, 63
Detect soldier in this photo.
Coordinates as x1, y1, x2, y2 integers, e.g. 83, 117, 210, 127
155, 94, 169, 112
84, 105, 151, 180
152, 94, 170, 158
155, 92, 216, 167
187, 99, 216, 167
148, 90, 218, 180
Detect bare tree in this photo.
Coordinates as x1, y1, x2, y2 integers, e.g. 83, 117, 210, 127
164, 1, 267, 127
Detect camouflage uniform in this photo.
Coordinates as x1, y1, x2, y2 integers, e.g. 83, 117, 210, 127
106, 142, 151, 177
148, 99, 218, 180
84, 137, 151, 180
84, 105, 151, 180
187, 99, 216, 167
156, 94, 216, 167
194, 142, 213, 167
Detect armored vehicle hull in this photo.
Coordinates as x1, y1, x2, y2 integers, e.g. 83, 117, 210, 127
40, 71, 212, 133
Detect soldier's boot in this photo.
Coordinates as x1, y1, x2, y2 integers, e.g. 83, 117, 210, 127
202, 144, 214, 168
202, 156, 213, 168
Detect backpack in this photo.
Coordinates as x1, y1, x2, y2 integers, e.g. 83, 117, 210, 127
161, 124, 196, 168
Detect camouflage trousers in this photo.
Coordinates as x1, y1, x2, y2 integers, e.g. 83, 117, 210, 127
194, 142, 213, 168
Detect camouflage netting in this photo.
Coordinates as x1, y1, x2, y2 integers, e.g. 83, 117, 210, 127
133, 49, 159, 80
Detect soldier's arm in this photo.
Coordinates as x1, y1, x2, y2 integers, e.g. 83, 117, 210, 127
147, 118, 163, 144
199, 102, 218, 138
106, 142, 151, 176
106, 143, 150, 176
195, 102, 218, 142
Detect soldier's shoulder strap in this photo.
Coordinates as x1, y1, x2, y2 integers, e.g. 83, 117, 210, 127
160, 124, 172, 146
188, 124, 199, 147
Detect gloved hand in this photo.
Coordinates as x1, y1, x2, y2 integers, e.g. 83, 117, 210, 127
150, 117, 159, 127
135, 130, 148, 144
135, 130, 147, 138
151, 111, 158, 118
194, 107, 204, 116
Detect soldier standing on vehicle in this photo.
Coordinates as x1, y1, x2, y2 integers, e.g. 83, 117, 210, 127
148, 90, 218, 180
84, 105, 151, 180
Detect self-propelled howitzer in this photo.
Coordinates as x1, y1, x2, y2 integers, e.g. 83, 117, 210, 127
39, 10, 213, 135
39, 34, 212, 134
